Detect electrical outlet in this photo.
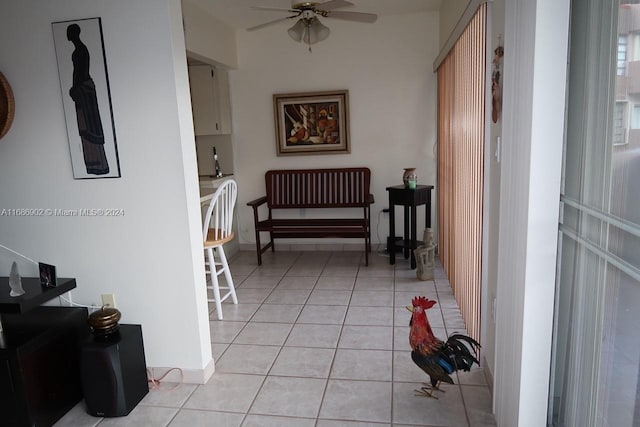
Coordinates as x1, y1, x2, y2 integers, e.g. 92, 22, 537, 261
101, 294, 117, 309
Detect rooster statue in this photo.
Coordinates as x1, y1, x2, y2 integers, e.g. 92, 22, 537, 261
408, 296, 480, 398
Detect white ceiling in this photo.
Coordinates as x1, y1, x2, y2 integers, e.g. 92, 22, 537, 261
186, 0, 442, 30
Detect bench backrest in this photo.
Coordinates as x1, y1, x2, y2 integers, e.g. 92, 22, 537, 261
265, 168, 371, 209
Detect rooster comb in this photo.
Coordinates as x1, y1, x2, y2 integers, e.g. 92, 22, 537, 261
412, 296, 437, 309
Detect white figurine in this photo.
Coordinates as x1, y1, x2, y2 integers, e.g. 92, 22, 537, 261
9, 261, 25, 296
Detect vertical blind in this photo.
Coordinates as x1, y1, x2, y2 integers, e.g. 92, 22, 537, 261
436, 3, 487, 342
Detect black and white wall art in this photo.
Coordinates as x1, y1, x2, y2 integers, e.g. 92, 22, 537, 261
52, 17, 120, 179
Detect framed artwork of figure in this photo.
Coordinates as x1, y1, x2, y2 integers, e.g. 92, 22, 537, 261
52, 17, 121, 179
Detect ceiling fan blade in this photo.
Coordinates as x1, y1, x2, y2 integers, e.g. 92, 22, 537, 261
247, 15, 298, 31
250, 6, 298, 13
325, 10, 378, 23
316, 0, 354, 11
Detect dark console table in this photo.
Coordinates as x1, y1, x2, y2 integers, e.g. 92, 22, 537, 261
0, 277, 89, 427
386, 185, 434, 269
0, 277, 76, 313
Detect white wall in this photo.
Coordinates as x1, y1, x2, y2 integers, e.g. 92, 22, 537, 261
183, 1, 238, 69
482, 0, 506, 390
493, 0, 570, 425
439, 0, 471, 51
229, 12, 440, 248
0, 0, 213, 381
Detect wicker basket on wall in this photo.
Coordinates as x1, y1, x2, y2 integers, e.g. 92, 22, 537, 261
0, 71, 15, 139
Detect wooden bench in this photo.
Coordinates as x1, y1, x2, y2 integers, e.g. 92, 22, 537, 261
247, 168, 375, 265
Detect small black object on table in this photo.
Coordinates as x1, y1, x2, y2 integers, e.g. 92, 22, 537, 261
386, 184, 434, 269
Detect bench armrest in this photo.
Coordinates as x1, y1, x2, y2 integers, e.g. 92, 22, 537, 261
247, 196, 268, 226
367, 194, 375, 205
247, 196, 267, 208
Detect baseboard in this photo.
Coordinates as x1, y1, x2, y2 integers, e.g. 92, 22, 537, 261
147, 358, 215, 384
482, 355, 494, 395
238, 242, 377, 252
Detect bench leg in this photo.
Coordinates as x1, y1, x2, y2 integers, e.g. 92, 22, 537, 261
255, 230, 263, 265
255, 230, 276, 266
364, 239, 369, 266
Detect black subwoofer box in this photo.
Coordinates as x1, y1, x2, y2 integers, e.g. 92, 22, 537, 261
80, 324, 149, 417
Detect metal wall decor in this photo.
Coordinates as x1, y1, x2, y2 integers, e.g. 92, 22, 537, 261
491, 35, 504, 123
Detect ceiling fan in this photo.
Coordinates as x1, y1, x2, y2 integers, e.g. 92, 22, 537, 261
247, 1, 378, 51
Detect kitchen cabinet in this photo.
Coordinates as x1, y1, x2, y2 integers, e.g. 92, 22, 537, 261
188, 65, 232, 135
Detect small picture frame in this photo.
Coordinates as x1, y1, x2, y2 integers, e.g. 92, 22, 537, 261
273, 90, 350, 156
39, 262, 57, 288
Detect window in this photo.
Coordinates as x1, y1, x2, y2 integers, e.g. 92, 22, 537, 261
631, 104, 640, 129
618, 35, 628, 76
613, 101, 628, 145
550, 3, 640, 426
631, 33, 640, 61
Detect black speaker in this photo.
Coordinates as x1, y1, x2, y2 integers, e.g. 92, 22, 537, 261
80, 324, 149, 417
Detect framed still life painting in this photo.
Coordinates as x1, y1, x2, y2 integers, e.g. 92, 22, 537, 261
273, 90, 350, 156
52, 17, 121, 179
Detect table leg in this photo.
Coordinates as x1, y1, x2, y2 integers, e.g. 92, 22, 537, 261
389, 200, 396, 265
426, 191, 431, 228
411, 204, 417, 269
403, 205, 410, 259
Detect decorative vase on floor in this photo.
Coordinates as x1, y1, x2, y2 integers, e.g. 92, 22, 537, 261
403, 168, 417, 189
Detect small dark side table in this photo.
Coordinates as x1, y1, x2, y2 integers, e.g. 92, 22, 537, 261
386, 185, 434, 269
0, 277, 89, 427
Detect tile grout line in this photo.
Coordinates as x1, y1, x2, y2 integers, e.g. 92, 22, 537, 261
390, 261, 398, 426
312, 251, 359, 423
236, 251, 309, 425
242, 251, 332, 422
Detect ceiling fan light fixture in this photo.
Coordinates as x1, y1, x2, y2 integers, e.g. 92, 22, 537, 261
249, 0, 376, 51
287, 19, 306, 42
307, 18, 330, 44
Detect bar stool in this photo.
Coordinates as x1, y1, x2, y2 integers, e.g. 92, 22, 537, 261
202, 179, 238, 320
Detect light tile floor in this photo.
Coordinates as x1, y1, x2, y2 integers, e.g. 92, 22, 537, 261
55, 250, 497, 427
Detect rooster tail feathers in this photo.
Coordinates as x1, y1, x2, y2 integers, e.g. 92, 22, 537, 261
444, 334, 481, 372
448, 333, 481, 351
